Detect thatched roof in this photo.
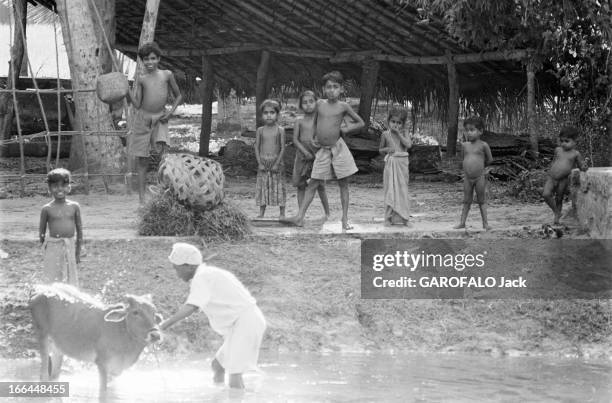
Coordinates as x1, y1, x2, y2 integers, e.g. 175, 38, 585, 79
28, 0, 557, 107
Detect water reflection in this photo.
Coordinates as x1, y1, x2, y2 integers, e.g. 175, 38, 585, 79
1, 352, 610, 402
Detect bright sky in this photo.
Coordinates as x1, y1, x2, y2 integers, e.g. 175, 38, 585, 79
0, 23, 136, 80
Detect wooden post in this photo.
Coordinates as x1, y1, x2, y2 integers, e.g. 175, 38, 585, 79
358, 59, 380, 131
446, 56, 459, 157
0, 0, 27, 146
526, 59, 538, 156
199, 56, 214, 157
255, 50, 271, 127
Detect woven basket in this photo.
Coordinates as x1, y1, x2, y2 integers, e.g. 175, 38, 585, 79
96, 72, 128, 104
158, 153, 225, 210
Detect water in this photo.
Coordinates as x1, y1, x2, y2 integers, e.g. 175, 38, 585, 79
1, 352, 610, 402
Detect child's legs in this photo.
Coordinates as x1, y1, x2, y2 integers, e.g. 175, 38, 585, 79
456, 178, 475, 227
542, 176, 558, 212
136, 157, 148, 198
555, 177, 569, 210
297, 179, 324, 220
297, 185, 306, 209
317, 182, 330, 216
338, 178, 350, 223
474, 175, 490, 228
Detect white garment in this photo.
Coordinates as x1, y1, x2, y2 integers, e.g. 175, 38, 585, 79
185, 264, 258, 336
185, 264, 266, 374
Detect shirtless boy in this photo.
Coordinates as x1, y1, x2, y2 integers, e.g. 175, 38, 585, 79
543, 126, 587, 224
39, 168, 82, 285
128, 41, 183, 203
454, 117, 493, 230
284, 71, 364, 230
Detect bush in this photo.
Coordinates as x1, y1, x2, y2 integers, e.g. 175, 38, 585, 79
138, 191, 251, 241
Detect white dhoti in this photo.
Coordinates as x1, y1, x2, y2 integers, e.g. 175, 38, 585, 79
215, 305, 266, 374
42, 237, 79, 286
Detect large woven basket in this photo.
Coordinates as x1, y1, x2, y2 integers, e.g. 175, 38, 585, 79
96, 72, 129, 104
158, 153, 225, 210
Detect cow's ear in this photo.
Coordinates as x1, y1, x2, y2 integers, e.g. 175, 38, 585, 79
104, 307, 128, 322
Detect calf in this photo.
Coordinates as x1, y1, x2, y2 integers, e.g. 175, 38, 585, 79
30, 283, 162, 394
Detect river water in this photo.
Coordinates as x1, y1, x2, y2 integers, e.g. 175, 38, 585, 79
1, 352, 610, 402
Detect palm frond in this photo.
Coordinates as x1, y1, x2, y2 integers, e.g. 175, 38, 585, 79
0, 0, 58, 26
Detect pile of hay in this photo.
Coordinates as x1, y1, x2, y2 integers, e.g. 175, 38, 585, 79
138, 191, 251, 241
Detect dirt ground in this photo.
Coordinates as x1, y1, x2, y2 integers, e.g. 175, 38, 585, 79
0, 175, 579, 240
1, 176, 610, 362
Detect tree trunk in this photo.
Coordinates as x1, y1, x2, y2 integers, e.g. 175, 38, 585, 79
255, 50, 271, 127
527, 60, 538, 157
56, 0, 124, 174
0, 0, 27, 145
199, 56, 214, 157
358, 59, 380, 131
446, 60, 459, 157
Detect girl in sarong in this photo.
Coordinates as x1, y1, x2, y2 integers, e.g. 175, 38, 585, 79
379, 107, 412, 225
255, 99, 287, 218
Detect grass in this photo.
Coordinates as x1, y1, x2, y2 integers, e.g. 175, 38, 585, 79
137, 191, 251, 241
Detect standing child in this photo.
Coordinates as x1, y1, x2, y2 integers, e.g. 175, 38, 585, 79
454, 117, 493, 230
292, 90, 330, 218
379, 107, 412, 226
161, 243, 267, 389
543, 126, 587, 224
38, 168, 82, 285
255, 99, 287, 219
284, 71, 365, 230
127, 41, 183, 203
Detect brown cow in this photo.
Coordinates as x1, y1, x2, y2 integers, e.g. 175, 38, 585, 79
30, 283, 162, 394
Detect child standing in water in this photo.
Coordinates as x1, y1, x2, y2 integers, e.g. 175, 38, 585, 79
454, 117, 493, 230
379, 107, 412, 225
543, 126, 587, 224
255, 99, 287, 218
38, 168, 82, 285
292, 90, 330, 218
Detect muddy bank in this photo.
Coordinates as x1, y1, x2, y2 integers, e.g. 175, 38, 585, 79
1, 238, 610, 361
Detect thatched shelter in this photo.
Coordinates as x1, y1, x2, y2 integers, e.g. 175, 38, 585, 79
16, 0, 556, 157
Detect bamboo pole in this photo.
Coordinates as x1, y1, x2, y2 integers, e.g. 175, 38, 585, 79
13, 4, 53, 172
256, 50, 271, 127
54, 18, 62, 167
526, 60, 538, 156
446, 56, 459, 157
199, 55, 215, 157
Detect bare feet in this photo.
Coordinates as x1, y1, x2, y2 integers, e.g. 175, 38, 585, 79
211, 358, 225, 383
256, 214, 264, 219
453, 223, 466, 229
228, 373, 245, 389
483, 225, 492, 231
280, 216, 304, 227
342, 220, 354, 231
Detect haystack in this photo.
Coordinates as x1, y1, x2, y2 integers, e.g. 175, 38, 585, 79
138, 153, 251, 240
